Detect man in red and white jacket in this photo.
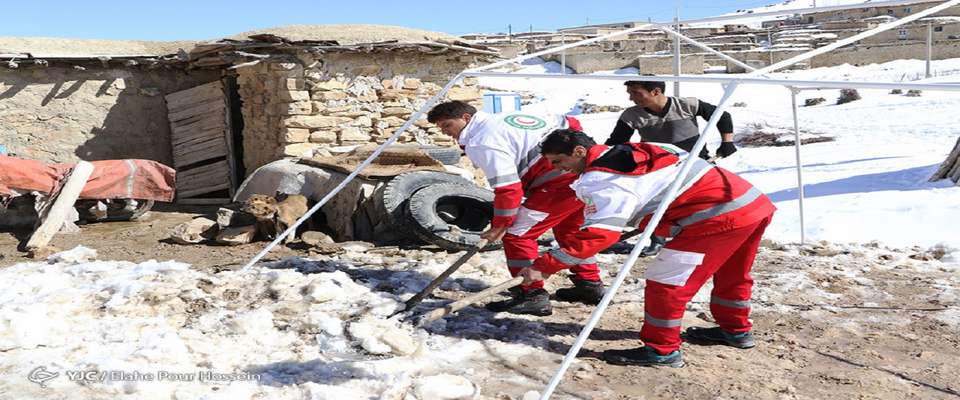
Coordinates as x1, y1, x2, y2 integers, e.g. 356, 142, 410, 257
427, 101, 603, 316
525, 129, 776, 367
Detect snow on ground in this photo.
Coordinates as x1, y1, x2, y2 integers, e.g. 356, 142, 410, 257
480, 57, 960, 262
2, 237, 956, 399
0, 246, 553, 400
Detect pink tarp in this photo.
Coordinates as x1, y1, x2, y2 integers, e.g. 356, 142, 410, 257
0, 155, 176, 202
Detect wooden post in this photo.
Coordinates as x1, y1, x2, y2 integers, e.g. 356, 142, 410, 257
416, 276, 523, 326
26, 161, 94, 251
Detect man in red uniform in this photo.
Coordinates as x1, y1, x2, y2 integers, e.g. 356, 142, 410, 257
427, 101, 605, 316
522, 129, 776, 367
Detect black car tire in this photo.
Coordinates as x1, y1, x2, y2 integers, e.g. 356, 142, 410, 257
405, 182, 500, 251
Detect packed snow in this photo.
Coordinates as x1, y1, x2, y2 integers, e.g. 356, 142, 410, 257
0, 246, 549, 399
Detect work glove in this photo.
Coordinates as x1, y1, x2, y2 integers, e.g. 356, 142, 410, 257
716, 141, 738, 158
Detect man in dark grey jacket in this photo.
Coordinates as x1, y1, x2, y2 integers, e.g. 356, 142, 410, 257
606, 80, 739, 256
606, 80, 737, 161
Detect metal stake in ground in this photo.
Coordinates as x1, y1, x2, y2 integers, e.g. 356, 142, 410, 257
394, 239, 488, 318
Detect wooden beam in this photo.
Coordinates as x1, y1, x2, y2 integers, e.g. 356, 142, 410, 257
166, 91, 224, 114
170, 111, 224, 130
168, 101, 225, 123
173, 139, 227, 162
174, 149, 229, 169
176, 168, 230, 189
164, 81, 223, 104
173, 135, 224, 153
178, 182, 231, 198
25, 161, 94, 251
177, 160, 229, 180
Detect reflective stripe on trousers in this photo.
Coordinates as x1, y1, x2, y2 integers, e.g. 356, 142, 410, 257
644, 312, 682, 328
548, 248, 597, 266
711, 295, 750, 309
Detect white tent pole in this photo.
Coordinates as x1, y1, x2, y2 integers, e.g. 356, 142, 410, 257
239, 73, 465, 271
539, 82, 741, 400
789, 87, 807, 244
656, 25, 757, 72
749, 0, 960, 75
462, 71, 960, 91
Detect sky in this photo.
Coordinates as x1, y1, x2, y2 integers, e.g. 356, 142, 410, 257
0, 0, 794, 41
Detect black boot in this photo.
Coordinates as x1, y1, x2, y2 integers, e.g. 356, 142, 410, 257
555, 276, 605, 305
603, 346, 684, 368
640, 235, 666, 257
682, 326, 756, 349
485, 288, 553, 316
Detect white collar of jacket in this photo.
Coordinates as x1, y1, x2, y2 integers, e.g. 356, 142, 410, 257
458, 111, 492, 147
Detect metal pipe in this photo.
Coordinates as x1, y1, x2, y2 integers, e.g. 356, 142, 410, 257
673, 13, 681, 95
560, 32, 566, 75
927, 22, 933, 78
790, 87, 807, 244
462, 71, 960, 91
539, 82, 742, 400
749, 0, 960, 76
239, 73, 465, 271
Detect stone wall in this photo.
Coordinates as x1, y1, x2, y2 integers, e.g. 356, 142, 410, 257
807, 3, 960, 24
0, 67, 219, 164
812, 40, 960, 67
862, 23, 960, 44
546, 52, 704, 74
237, 51, 484, 172
722, 41, 960, 72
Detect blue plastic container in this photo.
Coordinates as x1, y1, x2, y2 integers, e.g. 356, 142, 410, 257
482, 92, 522, 114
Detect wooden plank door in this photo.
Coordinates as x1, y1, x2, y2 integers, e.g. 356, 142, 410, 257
165, 80, 237, 204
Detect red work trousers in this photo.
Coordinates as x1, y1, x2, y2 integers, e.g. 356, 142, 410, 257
502, 186, 601, 291
640, 215, 772, 354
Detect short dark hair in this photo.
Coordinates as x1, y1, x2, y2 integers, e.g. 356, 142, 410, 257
624, 80, 665, 94
541, 129, 597, 155
427, 100, 477, 123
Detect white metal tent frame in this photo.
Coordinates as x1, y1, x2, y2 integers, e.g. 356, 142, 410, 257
239, 0, 960, 398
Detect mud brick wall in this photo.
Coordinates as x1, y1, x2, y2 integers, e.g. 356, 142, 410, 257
0, 67, 218, 164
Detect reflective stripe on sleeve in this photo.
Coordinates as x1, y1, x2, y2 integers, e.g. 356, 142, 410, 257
582, 216, 630, 231
487, 173, 521, 188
